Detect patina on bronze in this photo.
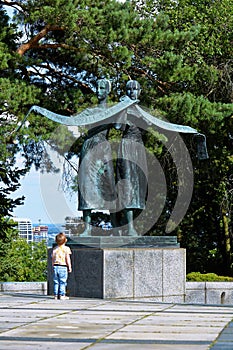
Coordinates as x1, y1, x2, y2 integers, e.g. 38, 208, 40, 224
78, 78, 116, 236
116, 80, 148, 236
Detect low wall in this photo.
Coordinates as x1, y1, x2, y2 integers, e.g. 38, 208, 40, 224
186, 282, 233, 305
1, 281, 233, 305
0, 282, 47, 295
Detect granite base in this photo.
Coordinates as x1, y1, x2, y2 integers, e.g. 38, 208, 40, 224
47, 236, 186, 301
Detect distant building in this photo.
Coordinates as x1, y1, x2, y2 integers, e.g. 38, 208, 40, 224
13, 218, 48, 244
32, 225, 48, 244
13, 218, 33, 244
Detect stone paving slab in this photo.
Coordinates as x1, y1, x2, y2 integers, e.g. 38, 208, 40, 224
88, 345, 208, 350
0, 293, 233, 349
210, 320, 233, 349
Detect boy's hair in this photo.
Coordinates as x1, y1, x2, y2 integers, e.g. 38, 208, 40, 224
55, 232, 67, 245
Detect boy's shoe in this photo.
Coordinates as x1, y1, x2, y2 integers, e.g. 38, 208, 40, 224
60, 295, 69, 300
54, 295, 58, 300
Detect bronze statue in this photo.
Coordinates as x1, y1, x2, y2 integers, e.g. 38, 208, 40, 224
116, 80, 148, 236
78, 78, 116, 236
24, 78, 208, 237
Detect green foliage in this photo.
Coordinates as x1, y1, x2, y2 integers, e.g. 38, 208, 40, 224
0, 230, 47, 282
157, 0, 233, 103
0, 159, 27, 238
187, 272, 233, 282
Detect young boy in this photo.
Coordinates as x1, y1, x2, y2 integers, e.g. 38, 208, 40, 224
52, 232, 72, 300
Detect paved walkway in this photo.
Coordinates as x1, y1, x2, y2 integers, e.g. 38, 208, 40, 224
0, 293, 233, 349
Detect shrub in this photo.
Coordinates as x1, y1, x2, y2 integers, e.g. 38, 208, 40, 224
186, 272, 233, 282
0, 235, 47, 282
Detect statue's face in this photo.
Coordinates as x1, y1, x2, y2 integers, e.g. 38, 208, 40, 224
96, 80, 109, 101
126, 81, 141, 100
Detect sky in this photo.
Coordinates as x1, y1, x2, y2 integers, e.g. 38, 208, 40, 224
12, 148, 81, 225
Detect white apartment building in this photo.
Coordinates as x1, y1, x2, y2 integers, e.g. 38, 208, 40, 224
13, 218, 33, 244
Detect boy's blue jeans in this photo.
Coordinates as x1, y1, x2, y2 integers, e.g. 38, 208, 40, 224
53, 265, 68, 296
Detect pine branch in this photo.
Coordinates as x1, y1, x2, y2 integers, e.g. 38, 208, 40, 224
17, 24, 63, 56
31, 62, 93, 93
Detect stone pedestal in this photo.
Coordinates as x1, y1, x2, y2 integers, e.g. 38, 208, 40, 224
47, 236, 186, 302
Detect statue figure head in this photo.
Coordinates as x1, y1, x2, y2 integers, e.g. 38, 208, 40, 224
96, 78, 111, 104
126, 80, 141, 100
